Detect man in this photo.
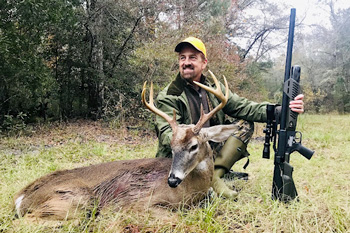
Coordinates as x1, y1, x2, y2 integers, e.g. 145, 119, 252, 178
155, 37, 304, 198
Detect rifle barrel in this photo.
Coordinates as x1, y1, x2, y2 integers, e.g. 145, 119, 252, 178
280, 8, 296, 130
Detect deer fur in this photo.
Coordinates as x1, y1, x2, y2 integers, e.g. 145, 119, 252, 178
14, 124, 238, 220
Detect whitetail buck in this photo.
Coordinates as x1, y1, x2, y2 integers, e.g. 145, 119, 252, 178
14, 71, 239, 220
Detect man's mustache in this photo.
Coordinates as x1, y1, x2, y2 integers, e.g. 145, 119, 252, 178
183, 65, 194, 69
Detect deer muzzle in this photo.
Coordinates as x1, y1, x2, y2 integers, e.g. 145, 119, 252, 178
168, 173, 183, 188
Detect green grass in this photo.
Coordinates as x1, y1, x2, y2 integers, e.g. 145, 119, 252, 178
0, 115, 349, 232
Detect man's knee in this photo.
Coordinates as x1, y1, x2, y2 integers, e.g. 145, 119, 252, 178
228, 119, 254, 144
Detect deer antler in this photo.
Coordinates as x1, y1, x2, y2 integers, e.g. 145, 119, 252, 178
192, 70, 229, 134
142, 81, 177, 131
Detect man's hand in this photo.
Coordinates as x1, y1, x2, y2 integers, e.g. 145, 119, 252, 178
289, 94, 304, 113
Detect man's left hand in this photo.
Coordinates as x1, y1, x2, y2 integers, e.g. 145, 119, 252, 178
289, 94, 304, 113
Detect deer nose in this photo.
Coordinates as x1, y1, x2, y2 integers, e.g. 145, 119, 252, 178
168, 173, 182, 188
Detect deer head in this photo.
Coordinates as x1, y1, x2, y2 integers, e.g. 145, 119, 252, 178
142, 70, 229, 188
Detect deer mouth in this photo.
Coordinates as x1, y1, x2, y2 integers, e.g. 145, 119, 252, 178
168, 173, 183, 188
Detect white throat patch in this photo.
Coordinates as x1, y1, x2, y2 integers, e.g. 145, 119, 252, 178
196, 160, 208, 171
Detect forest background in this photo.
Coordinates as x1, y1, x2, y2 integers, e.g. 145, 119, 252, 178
1, 0, 349, 131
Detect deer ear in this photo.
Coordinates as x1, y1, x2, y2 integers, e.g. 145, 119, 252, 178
199, 125, 238, 143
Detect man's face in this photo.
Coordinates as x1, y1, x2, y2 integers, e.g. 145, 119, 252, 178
178, 45, 207, 83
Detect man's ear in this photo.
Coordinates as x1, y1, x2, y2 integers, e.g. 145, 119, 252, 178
202, 58, 208, 70
199, 124, 239, 143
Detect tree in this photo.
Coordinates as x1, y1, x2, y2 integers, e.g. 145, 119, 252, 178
3, 0, 309, 128
226, 0, 291, 62
292, 1, 350, 113
0, 0, 74, 123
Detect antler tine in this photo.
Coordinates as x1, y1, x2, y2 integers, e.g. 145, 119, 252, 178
192, 70, 229, 133
142, 81, 177, 130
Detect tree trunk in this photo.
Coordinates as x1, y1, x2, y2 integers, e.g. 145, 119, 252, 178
86, 0, 105, 119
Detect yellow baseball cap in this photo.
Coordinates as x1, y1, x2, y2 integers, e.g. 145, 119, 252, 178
174, 37, 207, 59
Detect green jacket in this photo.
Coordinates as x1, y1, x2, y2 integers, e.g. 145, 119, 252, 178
155, 73, 268, 158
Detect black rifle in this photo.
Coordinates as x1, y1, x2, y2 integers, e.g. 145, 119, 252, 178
262, 8, 314, 202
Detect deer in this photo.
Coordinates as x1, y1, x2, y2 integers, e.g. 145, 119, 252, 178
13, 71, 239, 221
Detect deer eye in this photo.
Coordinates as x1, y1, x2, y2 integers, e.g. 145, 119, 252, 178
190, 144, 198, 152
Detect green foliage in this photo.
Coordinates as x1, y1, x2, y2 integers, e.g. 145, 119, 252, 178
5, 0, 349, 129
334, 76, 350, 113
0, 0, 270, 127
234, 61, 272, 101
0, 0, 79, 123
0, 0, 145, 124
2, 113, 27, 133
292, 5, 350, 113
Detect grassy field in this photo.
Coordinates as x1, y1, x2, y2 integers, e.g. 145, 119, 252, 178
0, 115, 349, 232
